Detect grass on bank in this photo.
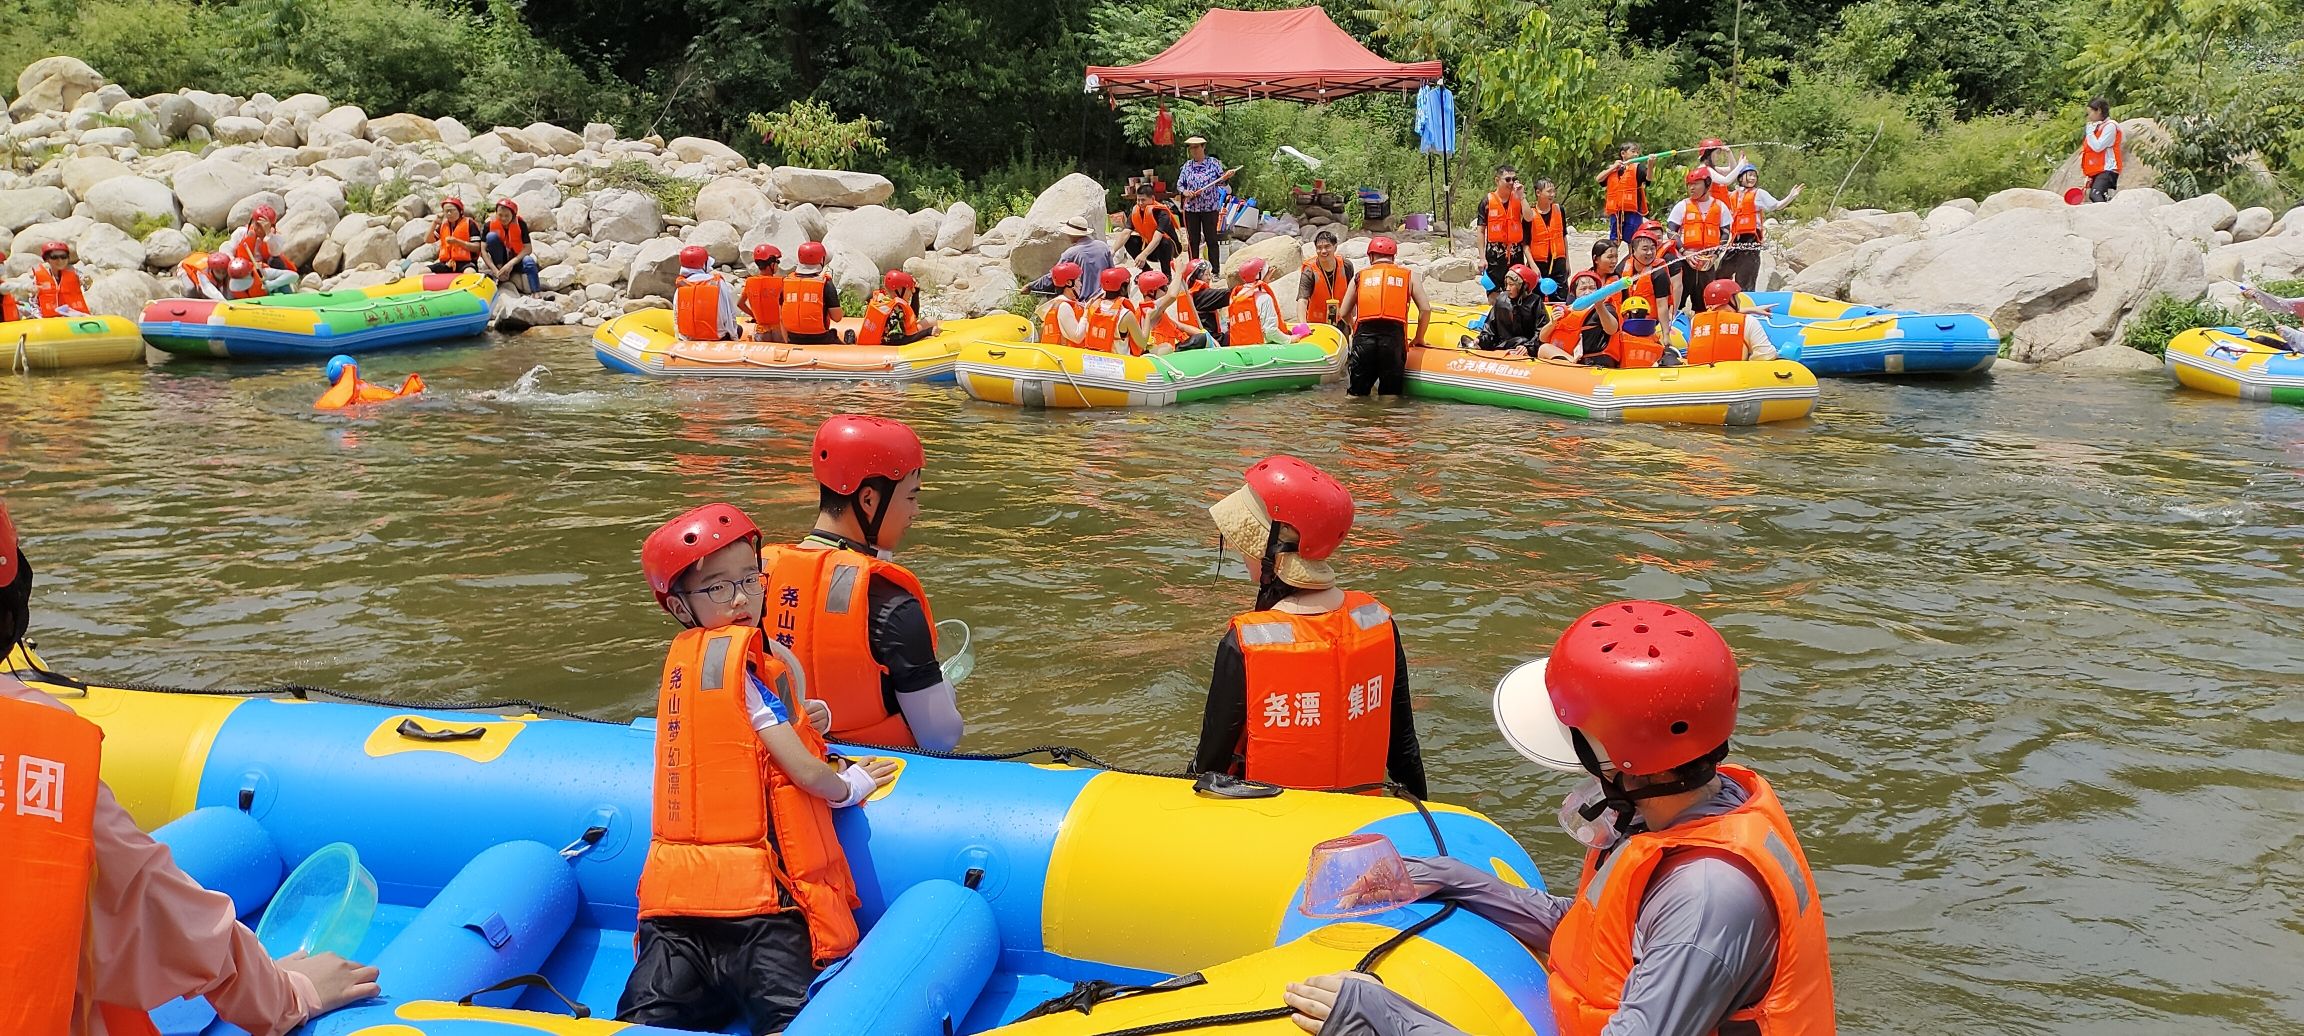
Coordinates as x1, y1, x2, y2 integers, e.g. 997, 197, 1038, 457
2123, 280, 2304, 356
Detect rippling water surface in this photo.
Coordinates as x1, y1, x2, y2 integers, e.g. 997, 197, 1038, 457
5, 332, 2300, 1034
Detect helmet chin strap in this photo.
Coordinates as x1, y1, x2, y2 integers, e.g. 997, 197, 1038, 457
1252, 522, 1292, 611
850, 477, 897, 551
1571, 730, 1730, 834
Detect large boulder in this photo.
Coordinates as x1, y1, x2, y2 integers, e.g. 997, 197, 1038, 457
75, 222, 145, 271
2204, 235, 2304, 283
694, 178, 774, 228
684, 219, 743, 264
909, 208, 944, 248
624, 237, 689, 300
149, 94, 201, 139
225, 191, 288, 232
2050, 344, 2162, 373
521, 122, 584, 156
58, 155, 136, 199
314, 155, 380, 187
822, 205, 926, 275
142, 227, 193, 268
1922, 204, 1976, 236
172, 159, 278, 228
0, 187, 73, 233
740, 209, 814, 262
493, 170, 563, 216
2041, 204, 2210, 360
105, 99, 165, 149
770, 167, 894, 208
367, 113, 439, 145
182, 90, 235, 126
935, 201, 977, 252
78, 126, 139, 150
308, 105, 367, 146
273, 205, 334, 268
82, 269, 161, 318
2042, 118, 2169, 195
789, 203, 827, 241
1222, 234, 1305, 280
494, 294, 568, 331
12, 216, 94, 258
435, 116, 472, 145
2157, 192, 2237, 241
825, 249, 878, 304
670, 136, 745, 167
211, 115, 266, 145
284, 177, 347, 218
10, 57, 104, 118
1848, 207, 2098, 358
587, 188, 663, 244
2231, 206, 2274, 243
85, 176, 180, 231
1974, 187, 2068, 220
1007, 173, 1109, 280
273, 93, 332, 125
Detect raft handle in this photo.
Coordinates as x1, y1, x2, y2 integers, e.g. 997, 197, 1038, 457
456, 973, 591, 1018
1774, 369, 1793, 379
395, 717, 487, 742
963, 867, 985, 891
1190, 772, 1284, 799
558, 825, 609, 860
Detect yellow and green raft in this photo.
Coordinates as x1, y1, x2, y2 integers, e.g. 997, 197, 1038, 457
140, 274, 496, 360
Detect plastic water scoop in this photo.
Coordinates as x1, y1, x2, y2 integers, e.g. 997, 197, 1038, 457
1298, 833, 1420, 919
935, 619, 975, 685
256, 842, 378, 959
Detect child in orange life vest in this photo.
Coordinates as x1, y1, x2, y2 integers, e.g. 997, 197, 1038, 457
621, 503, 897, 1035
1137, 267, 1217, 352
1589, 293, 1677, 369
1191, 456, 1425, 797
1684, 278, 1778, 365
482, 199, 540, 294
741, 244, 785, 342
1037, 261, 1091, 347
427, 198, 482, 275
672, 246, 743, 342
1720, 164, 1802, 293
1597, 141, 1653, 244
857, 270, 939, 346
228, 205, 300, 293
224, 257, 269, 300
780, 241, 846, 346
1666, 169, 1731, 314
1083, 265, 1152, 355
32, 240, 91, 317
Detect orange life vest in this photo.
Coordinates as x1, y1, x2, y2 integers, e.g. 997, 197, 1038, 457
1684, 311, 1750, 365
781, 275, 831, 335
1301, 259, 1350, 321
635, 626, 862, 966
675, 276, 726, 341
1548, 765, 1836, 1036
1529, 204, 1568, 262
857, 292, 918, 346
1607, 323, 1666, 369
2, 291, 22, 322
1147, 294, 1204, 347
1681, 196, 1725, 251
1604, 164, 1647, 216
742, 274, 784, 328
1039, 295, 1088, 348
232, 230, 277, 270
1622, 264, 1667, 312
1484, 191, 1525, 245
2080, 123, 2124, 178
761, 545, 937, 748
1083, 297, 1134, 355
227, 279, 267, 300
1353, 263, 1411, 327
1545, 306, 1593, 353
1229, 591, 1396, 792
176, 253, 214, 289
1226, 283, 1275, 347
487, 215, 526, 257
433, 216, 477, 265
0, 694, 105, 1036
33, 266, 88, 318
1129, 203, 1171, 247
1730, 188, 1763, 238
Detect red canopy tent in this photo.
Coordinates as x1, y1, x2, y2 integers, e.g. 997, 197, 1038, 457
1085, 7, 1443, 103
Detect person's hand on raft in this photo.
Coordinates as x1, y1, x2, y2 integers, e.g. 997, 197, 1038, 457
1282, 972, 1379, 1033
277, 950, 381, 1013
852, 756, 901, 790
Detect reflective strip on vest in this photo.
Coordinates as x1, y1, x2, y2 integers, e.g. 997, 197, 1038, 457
1349, 601, 1390, 630
1584, 843, 1624, 908
1764, 830, 1811, 914
1239, 621, 1296, 645
701, 636, 730, 691
825, 562, 860, 614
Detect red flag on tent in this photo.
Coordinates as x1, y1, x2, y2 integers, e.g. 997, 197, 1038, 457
1153, 104, 1174, 146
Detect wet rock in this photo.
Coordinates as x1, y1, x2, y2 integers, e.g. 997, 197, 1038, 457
2051, 344, 2162, 373
494, 294, 568, 332
770, 166, 894, 208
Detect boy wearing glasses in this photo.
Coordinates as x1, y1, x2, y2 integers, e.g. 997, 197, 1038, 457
622, 502, 897, 1035
1474, 166, 1532, 293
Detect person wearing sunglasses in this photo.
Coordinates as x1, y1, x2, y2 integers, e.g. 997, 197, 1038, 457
1474, 165, 1533, 293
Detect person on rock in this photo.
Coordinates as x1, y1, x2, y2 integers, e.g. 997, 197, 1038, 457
1176, 135, 1237, 268
427, 198, 482, 275
1474, 264, 1551, 357
1299, 232, 1356, 332
1190, 456, 1426, 798
1684, 279, 1778, 364
1083, 267, 1152, 356
228, 205, 300, 293
2080, 98, 2123, 204
1138, 268, 1217, 352
740, 245, 785, 342
1474, 165, 1532, 292
779, 242, 845, 346
482, 199, 540, 294
1598, 141, 1653, 244
1527, 179, 1571, 301
1666, 169, 1731, 313
620, 502, 897, 1034
224, 258, 269, 300
1336, 237, 1432, 396
857, 270, 938, 346
1036, 261, 1092, 348
1124, 189, 1186, 272
32, 241, 91, 318
1280, 601, 1836, 1036
673, 246, 742, 343
1721, 165, 1802, 293
1025, 220, 1115, 297
762, 415, 966, 752
0, 499, 385, 1036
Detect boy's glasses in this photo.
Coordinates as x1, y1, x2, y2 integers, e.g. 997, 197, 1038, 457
681, 573, 764, 604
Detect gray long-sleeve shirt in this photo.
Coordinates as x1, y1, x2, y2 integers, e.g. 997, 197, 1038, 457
1335, 775, 1778, 1036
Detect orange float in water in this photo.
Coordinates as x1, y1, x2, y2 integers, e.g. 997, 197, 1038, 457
314, 355, 425, 410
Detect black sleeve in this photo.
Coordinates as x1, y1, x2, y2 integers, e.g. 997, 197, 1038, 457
1385, 627, 1428, 800
867, 578, 945, 701
1191, 631, 1249, 776
1473, 198, 1490, 226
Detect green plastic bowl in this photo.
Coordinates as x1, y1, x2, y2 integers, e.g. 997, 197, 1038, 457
935, 619, 975, 685
256, 842, 377, 959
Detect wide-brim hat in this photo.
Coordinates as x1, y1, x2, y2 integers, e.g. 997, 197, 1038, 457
1060, 218, 1094, 236
794, 263, 824, 275
1492, 658, 1584, 772
1184, 136, 1208, 146
1209, 485, 1335, 590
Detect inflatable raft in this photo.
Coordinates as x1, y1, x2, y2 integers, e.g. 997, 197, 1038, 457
1408, 308, 1816, 425
4, 314, 145, 370
18, 657, 1556, 1036
1730, 291, 1998, 376
954, 326, 1345, 408
140, 274, 495, 360
592, 311, 1033, 383
2163, 326, 2304, 404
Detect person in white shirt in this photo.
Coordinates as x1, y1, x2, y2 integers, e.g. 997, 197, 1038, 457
2081, 98, 2123, 203
1720, 164, 1803, 292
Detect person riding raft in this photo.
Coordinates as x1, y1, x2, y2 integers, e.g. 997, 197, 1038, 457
1190, 456, 1426, 798
228, 205, 300, 293
780, 242, 845, 345
857, 270, 939, 346
740, 245, 785, 342
314, 353, 425, 411
1684, 279, 1778, 365
1473, 264, 1551, 357
1137, 267, 1217, 352
673, 246, 742, 342
1037, 261, 1091, 348
1084, 266, 1152, 356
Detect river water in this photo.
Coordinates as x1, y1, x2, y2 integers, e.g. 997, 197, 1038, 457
3, 332, 2299, 1034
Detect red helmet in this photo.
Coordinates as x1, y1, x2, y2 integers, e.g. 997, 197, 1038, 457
227, 257, 254, 278
813, 415, 924, 494
39, 241, 69, 259
1049, 261, 1082, 287
1685, 167, 1710, 185
1238, 258, 1267, 282
440, 197, 465, 212
1366, 236, 1398, 258
1098, 266, 1131, 293
1136, 269, 1168, 294
1545, 601, 1738, 776
1632, 225, 1665, 244
679, 245, 709, 269
883, 269, 916, 292
251, 204, 277, 224
1185, 259, 1214, 286
753, 243, 781, 263
495, 198, 519, 215
1699, 137, 1727, 151
797, 241, 827, 266
1242, 455, 1353, 561
206, 252, 231, 276
1703, 278, 1741, 310
640, 503, 760, 612
0, 499, 19, 587
1510, 264, 1542, 288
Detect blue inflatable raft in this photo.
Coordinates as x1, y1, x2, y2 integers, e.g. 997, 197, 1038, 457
1716, 291, 1999, 376
34, 667, 1560, 1036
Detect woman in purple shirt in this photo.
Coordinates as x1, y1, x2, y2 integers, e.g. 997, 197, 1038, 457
1177, 136, 1235, 269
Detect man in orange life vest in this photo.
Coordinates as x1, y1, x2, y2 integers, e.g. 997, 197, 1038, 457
1124, 188, 1185, 270
858, 269, 939, 346
1299, 231, 1356, 331
1336, 236, 1432, 397
780, 241, 846, 346
763, 416, 966, 752
673, 245, 743, 342
428, 198, 482, 275
619, 503, 897, 1033
482, 199, 540, 294
1684, 279, 1778, 365
1598, 141, 1653, 244
741, 244, 785, 342
1282, 600, 1836, 1036
33, 240, 92, 317
1473, 165, 1531, 292
1191, 457, 1425, 797
2080, 98, 2123, 203
0, 500, 382, 1036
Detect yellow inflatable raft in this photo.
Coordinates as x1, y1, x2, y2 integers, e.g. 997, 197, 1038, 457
954, 326, 1346, 408
593, 311, 1034, 383
1408, 308, 1816, 425
4, 314, 146, 371
2163, 326, 2304, 404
